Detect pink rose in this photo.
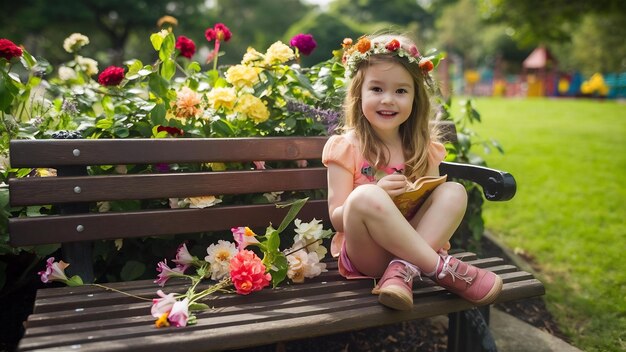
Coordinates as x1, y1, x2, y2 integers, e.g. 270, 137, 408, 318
229, 250, 271, 295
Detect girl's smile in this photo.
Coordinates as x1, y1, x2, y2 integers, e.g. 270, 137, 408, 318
360, 61, 415, 136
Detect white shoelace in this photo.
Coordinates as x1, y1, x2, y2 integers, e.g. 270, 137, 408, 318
437, 255, 474, 285
389, 259, 421, 282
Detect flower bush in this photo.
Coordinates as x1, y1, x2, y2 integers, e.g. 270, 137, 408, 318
0, 19, 347, 289
39, 199, 333, 328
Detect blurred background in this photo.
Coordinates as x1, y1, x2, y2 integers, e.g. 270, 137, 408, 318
2, 0, 625, 99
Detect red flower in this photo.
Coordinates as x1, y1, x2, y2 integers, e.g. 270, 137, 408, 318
157, 125, 184, 136
229, 250, 271, 295
385, 39, 401, 52
98, 66, 125, 86
0, 38, 23, 61
205, 23, 232, 42
290, 33, 317, 56
175, 36, 196, 59
419, 59, 434, 72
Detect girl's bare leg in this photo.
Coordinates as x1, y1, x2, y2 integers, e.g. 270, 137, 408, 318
409, 182, 468, 251
342, 184, 441, 277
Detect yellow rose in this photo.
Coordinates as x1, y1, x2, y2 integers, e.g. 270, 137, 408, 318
225, 65, 260, 88
265, 41, 295, 65
235, 94, 270, 124
242, 47, 265, 66
207, 87, 237, 111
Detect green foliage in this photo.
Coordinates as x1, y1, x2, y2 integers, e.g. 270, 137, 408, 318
465, 97, 626, 352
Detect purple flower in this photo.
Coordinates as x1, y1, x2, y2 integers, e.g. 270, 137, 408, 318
154, 259, 188, 287
172, 243, 196, 266
38, 257, 70, 284
289, 34, 317, 56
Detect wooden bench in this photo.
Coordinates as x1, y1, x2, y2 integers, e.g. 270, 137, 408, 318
8, 125, 545, 352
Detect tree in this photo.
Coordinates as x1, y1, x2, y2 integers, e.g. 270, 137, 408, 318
0, 0, 208, 66
479, 0, 626, 45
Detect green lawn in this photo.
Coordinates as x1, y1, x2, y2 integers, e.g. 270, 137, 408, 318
455, 97, 626, 352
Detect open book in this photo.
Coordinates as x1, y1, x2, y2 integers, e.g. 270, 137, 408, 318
393, 175, 447, 218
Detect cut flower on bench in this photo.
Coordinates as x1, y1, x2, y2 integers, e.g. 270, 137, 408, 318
37, 198, 333, 328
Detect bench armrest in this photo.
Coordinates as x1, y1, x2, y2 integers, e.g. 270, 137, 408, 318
439, 161, 516, 201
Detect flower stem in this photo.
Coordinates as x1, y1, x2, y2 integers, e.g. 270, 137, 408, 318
88, 283, 152, 301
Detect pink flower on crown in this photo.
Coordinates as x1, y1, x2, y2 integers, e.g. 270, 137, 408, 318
38, 257, 70, 284
229, 250, 271, 295
408, 45, 420, 58
385, 39, 400, 52
167, 298, 190, 327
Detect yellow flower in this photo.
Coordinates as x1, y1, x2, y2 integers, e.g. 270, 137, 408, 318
225, 65, 260, 88
172, 87, 203, 119
155, 313, 170, 328
157, 15, 178, 28
234, 94, 270, 124
207, 87, 237, 111
241, 47, 264, 65
208, 162, 227, 171
265, 41, 295, 65
187, 196, 222, 209
75, 56, 99, 76
63, 33, 90, 53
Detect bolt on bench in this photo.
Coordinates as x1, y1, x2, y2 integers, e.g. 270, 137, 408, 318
8, 123, 544, 352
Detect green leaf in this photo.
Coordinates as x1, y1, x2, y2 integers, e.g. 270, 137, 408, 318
161, 58, 176, 81
150, 33, 164, 51
33, 244, 61, 257
188, 303, 210, 312
276, 198, 308, 234
66, 275, 84, 286
150, 103, 167, 125
149, 73, 169, 99
159, 33, 176, 62
120, 260, 146, 281
270, 254, 288, 287
210, 119, 234, 137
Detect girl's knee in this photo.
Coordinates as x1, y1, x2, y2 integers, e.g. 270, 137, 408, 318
436, 182, 468, 212
345, 184, 391, 215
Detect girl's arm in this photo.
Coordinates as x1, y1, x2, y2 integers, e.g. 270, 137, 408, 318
326, 163, 354, 233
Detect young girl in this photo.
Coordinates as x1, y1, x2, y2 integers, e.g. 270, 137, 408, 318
322, 34, 502, 311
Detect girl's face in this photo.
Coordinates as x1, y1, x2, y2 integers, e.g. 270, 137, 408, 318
360, 61, 414, 137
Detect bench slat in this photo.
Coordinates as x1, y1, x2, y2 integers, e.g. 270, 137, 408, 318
9, 200, 330, 246
9, 168, 327, 206
18, 263, 544, 352
9, 137, 329, 167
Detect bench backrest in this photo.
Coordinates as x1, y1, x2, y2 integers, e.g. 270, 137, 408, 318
8, 121, 457, 248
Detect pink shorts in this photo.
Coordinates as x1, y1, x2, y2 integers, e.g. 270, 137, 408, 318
337, 236, 373, 280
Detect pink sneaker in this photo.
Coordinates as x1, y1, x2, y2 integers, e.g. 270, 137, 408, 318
433, 255, 502, 305
372, 260, 420, 311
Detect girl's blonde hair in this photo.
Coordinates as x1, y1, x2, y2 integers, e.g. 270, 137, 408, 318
342, 34, 441, 181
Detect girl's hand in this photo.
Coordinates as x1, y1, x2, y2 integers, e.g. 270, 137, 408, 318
376, 174, 408, 198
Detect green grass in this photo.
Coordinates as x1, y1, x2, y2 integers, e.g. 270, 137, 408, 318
454, 97, 626, 352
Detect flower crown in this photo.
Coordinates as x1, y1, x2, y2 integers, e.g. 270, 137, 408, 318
341, 36, 435, 80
